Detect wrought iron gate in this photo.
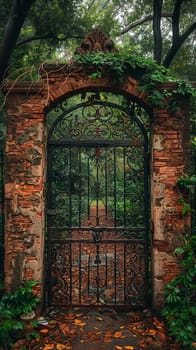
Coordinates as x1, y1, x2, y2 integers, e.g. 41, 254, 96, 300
46, 92, 150, 308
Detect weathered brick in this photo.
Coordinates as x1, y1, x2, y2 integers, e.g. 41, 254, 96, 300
3, 61, 191, 312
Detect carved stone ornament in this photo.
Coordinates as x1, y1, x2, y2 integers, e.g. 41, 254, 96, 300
75, 28, 118, 54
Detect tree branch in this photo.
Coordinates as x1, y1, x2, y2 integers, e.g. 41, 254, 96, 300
163, 21, 196, 67
172, 0, 184, 42
120, 12, 172, 35
0, 0, 35, 85
153, 0, 163, 64
16, 34, 84, 47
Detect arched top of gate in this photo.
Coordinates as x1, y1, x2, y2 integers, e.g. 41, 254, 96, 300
40, 29, 153, 115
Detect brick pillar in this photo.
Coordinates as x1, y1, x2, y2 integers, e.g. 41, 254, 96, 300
4, 84, 46, 298
151, 94, 191, 310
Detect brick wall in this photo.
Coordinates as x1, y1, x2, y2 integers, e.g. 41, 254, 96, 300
151, 93, 191, 308
3, 70, 191, 310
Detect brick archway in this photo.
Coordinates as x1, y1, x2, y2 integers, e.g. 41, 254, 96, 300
3, 30, 191, 311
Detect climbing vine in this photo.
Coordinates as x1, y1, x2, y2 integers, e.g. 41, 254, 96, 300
75, 51, 195, 108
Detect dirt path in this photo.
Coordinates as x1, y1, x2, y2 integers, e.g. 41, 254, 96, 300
13, 307, 173, 350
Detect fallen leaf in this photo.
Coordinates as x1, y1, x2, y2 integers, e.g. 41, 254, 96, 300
115, 346, 123, 350
147, 329, 156, 335
40, 328, 49, 334
114, 331, 122, 338
124, 346, 135, 350
103, 337, 112, 343
56, 344, 66, 350
96, 317, 103, 321
43, 345, 54, 350
74, 319, 83, 324
59, 323, 70, 334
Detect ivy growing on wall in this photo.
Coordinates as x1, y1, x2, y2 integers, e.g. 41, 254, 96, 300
74, 51, 195, 108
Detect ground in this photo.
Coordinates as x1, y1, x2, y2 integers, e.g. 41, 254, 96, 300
13, 307, 180, 350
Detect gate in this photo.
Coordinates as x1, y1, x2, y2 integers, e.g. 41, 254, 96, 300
46, 92, 150, 308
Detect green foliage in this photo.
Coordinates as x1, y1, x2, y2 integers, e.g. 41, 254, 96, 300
0, 319, 24, 349
5, 280, 40, 316
161, 234, 196, 349
0, 281, 39, 348
75, 51, 195, 108
26, 328, 40, 341
178, 174, 196, 191
180, 198, 191, 216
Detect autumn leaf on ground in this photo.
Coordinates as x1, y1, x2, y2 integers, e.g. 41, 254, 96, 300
59, 323, 70, 334
56, 343, 66, 350
40, 328, 49, 334
74, 318, 82, 324
147, 329, 156, 335
115, 346, 123, 350
43, 345, 54, 350
103, 337, 113, 343
114, 331, 122, 338
124, 346, 135, 350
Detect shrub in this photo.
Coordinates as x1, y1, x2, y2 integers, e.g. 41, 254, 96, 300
0, 281, 39, 349
161, 234, 196, 349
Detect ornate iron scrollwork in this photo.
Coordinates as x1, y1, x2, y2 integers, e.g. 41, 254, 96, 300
47, 91, 150, 308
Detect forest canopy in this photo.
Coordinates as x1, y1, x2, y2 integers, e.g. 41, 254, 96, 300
0, 0, 195, 84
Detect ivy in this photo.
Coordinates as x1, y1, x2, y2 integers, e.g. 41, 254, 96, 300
161, 234, 196, 349
74, 51, 196, 108
178, 174, 196, 191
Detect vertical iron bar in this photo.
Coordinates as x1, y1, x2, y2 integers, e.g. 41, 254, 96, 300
0, 146, 4, 278
105, 148, 108, 218
69, 241, 72, 304
96, 147, 99, 225
88, 254, 90, 296
78, 147, 82, 227
69, 147, 72, 226
124, 242, 127, 304
114, 242, 117, 304
96, 243, 100, 304
79, 242, 82, 304
87, 150, 90, 219
113, 147, 117, 226
123, 147, 126, 226
105, 253, 108, 289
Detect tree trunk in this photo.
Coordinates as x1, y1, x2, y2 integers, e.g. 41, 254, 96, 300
153, 0, 163, 64
0, 0, 35, 85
